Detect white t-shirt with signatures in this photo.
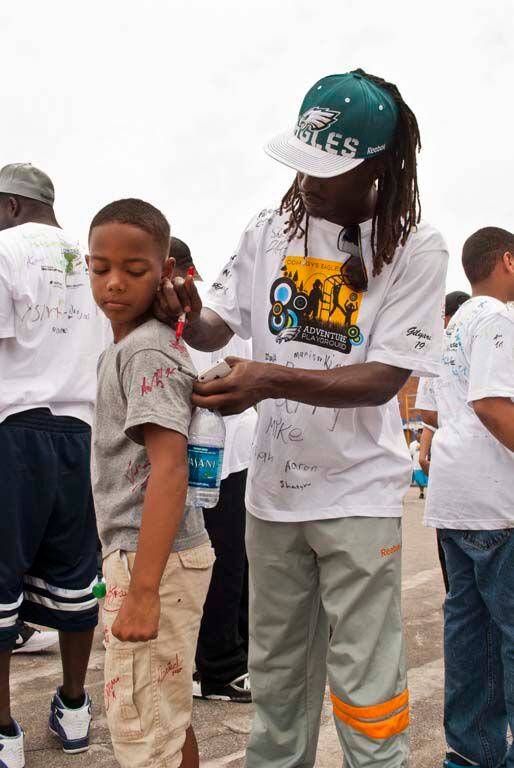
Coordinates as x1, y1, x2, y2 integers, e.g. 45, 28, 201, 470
415, 375, 438, 413
424, 297, 514, 529
0, 222, 107, 425
205, 207, 448, 522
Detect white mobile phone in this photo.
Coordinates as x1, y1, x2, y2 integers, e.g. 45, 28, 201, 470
197, 359, 232, 383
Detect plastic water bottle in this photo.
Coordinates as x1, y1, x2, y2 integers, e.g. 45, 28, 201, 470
186, 408, 226, 508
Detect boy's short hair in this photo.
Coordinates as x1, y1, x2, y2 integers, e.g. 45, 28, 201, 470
170, 237, 194, 270
462, 227, 514, 284
89, 198, 170, 256
445, 290, 470, 317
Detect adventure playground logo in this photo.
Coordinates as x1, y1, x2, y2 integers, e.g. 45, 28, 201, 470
268, 256, 364, 354
297, 107, 341, 132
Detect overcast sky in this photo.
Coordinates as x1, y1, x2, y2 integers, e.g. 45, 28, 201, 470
1, 0, 512, 289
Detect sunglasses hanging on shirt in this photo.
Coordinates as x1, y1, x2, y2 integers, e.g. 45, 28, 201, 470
337, 224, 368, 294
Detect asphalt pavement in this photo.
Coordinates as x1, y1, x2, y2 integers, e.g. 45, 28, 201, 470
10, 487, 447, 767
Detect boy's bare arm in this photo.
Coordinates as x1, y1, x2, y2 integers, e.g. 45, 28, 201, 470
472, 397, 514, 452
419, 409, 438, 430
111, 425, 189, 642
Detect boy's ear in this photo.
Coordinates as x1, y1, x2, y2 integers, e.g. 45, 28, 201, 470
85, 254, 90, 269
503, 251, 514, 274
162, 256, 175, 279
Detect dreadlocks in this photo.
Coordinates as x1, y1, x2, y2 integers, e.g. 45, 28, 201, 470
280, 69, 421, 276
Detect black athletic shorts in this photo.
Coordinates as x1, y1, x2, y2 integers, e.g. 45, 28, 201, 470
0, 408, 99, 651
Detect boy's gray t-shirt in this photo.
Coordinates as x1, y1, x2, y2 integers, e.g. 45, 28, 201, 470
92, 318, 207, 557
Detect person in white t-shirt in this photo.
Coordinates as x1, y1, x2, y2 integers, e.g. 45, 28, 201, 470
409, 431, 427, 498
171, 238, 256, 704
416, 291, 471, 476
416, 290, 470, 593
0, 164, 105, 767
157, 70, 448, 768
423, 228, 514, 768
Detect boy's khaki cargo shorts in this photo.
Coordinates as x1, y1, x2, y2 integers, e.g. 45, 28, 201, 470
102, 542, 214, 768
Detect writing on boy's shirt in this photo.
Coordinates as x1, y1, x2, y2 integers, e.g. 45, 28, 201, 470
140, 367, 176, 397
126, 459, 151, 486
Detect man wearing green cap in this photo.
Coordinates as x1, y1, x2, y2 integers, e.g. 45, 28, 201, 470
158, 69, 448, 767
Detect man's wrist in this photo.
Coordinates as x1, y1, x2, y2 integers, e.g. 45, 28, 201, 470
256, 362, 287, 401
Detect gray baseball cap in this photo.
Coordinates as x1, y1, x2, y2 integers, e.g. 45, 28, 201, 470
0, 163, 55, 205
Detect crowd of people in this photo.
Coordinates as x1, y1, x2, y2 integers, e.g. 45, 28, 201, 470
0, 66, 513, 768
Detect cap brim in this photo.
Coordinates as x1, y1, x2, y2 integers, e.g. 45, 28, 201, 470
264, 129, 364, 179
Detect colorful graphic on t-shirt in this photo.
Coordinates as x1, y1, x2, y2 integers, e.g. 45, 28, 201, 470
268, 256, 364, 354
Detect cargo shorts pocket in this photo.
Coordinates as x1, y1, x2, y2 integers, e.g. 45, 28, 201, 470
177, 544, 215, 615
104, 647, 144, 741
177, 543, 216, 570
153, 544, 215, 744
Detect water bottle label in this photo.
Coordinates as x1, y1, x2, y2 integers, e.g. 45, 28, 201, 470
188, 445, 223, 489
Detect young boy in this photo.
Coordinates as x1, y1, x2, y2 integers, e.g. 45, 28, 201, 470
424, 227, 514, 768
88, 199, 214, 768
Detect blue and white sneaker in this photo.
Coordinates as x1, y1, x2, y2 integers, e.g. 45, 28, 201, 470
48, 689, 92, 754
0, 720, 24, 768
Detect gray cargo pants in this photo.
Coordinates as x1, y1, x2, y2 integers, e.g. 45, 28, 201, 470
245, 514, 409, 768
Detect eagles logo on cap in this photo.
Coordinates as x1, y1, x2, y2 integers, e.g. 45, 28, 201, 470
297, 108, 341, 132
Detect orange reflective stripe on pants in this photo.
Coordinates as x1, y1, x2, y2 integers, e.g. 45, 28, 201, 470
331, 689, 410, 740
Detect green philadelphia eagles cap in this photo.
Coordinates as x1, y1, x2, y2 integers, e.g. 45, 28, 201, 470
265, 71, 399, 178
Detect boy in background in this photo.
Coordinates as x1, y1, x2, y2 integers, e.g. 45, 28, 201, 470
424, 228, 514, 768
170, 237, 256, 703
416, 291, 471, 476
88, 199, 214, 768
416, 290, 470, 593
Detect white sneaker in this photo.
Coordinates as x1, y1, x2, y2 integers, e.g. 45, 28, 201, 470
192, 674, 202, 699
0, 720, 24, 768
192, 671, 252, 703
48, 689, 91, 754
12, 623, 58, 655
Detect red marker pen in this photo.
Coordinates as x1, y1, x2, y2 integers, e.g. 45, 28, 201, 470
175, 266, 195, 342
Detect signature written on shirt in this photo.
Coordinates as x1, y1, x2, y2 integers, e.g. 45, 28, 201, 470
126, 459, 151, 494
406, 326, 432, 350
140, 367, 176, 396
21, 302, 90, 323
